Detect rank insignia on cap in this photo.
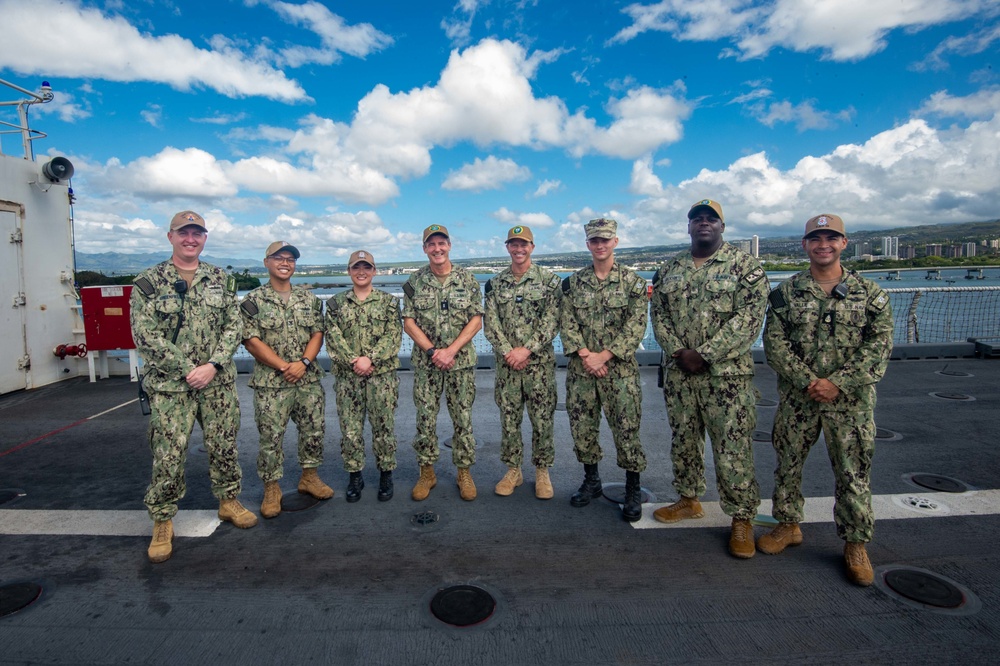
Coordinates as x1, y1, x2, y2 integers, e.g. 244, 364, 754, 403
358, 252, 367, 259
817, 216, 829, 226
430, 225, 440, 231
513, 226, 523, 234
699, 200, 710, 205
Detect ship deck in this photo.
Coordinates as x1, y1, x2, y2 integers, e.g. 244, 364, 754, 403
1, 358, 998, 665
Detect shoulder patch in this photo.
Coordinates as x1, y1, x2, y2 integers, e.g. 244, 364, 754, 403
225, 275, 237, 293
484, 278, 494, 296
561, 276, 572, 294
632, 275, 646, 296
768, 288, 787, 309
134, 276, 155, 298
652, 268, 662, 287
240, 299, 259, 317
403, 282, 415, 299
868, 290, 889, 312
548, 274, 561, 290
743, 267, 766, 285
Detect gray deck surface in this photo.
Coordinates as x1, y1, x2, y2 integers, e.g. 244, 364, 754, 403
1, 359, 997, 665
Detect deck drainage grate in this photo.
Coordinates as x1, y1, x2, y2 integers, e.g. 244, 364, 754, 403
600, 483, 654, 505
411, 511, 440, 527
0, 489, 25, 507
752, 430, 772, 442
0, 582, 43, 618
875, 428, 901, 441
936, 370, 973, 377
930, 392, 974, 401
280, 492, 320, 512
429, 585, 496, 627
755, 398, 778, 407
910, 473, 968, 493
885, 569, 965, 609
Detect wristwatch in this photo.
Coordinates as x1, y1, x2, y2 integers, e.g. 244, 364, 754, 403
210, 361, 223, 372
426, 347, 437, 358
300, 357, 312, 367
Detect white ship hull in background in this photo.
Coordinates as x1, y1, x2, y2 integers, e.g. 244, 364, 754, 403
0, 78, 80, 394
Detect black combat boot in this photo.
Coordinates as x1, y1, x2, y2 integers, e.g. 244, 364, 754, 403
346, 471, 364, 503
570, 463, 602, 507
377, 470, 394, 502
622, 471, 642, 522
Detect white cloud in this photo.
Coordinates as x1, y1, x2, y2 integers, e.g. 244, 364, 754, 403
912, 22, 1000, 71
190, 112, 249, 125
618, 109, 1000, 243
29, 91, 92, 123
609, 0, 993, 62
491, 207, 556, 228
532, 179, 561, 197
141, 104, 163, 128
265, 0, 394, 66
916, 86, 1000, 119
442, 156, 531, 191
442, 0, 490, 46
0, 0, 307, 101
749, 99, 853, 131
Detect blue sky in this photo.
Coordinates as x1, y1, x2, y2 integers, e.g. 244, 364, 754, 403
1, 0, 997, 264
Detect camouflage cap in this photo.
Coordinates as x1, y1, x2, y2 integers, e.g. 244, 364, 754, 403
422, 224, 450, 243
265, 241, 300, 260
688, 199, 724, 223
505, 225, 534, 243
348, 250, 376, 268
169, 210, 208, 232
804, 214, 846, 238
585, 218, 617, 240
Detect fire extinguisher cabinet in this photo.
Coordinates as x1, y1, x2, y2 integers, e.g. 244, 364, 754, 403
80, 285, 139, 382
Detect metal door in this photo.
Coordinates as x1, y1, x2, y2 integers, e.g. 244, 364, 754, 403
0, 204, 27, 393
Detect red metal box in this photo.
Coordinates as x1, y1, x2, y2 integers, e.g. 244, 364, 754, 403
81, 285, 136, 350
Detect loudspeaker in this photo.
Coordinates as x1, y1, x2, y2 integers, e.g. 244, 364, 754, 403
41, 156, 74, 182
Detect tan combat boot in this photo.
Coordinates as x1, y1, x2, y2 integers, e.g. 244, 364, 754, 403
261, 481, 282, 519
457, 467, 477, 501
535, 466, 554, 500
757, 522, 803, 555
494, 467, 523, 496
412, 464, 437, 501
218, 498, 258, 529
652, 496, 704, 523
148, 519, 173, 563
298, 467, 334, 500
844, 542, 874, 586
729, 519, 756, 559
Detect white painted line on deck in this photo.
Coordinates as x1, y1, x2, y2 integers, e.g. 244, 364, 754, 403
0, 510, 220, 537
631, 489, 1000, 529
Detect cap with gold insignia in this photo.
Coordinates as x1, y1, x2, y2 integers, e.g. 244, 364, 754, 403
803, 214, 846, 238
264, 241, 300, 260
169, 210, 208, 232
584, 218, 617, 240
422, 224, 450, 243
688, 199, 724, 223
348, 250, 376, 268
506, 225, 534, 243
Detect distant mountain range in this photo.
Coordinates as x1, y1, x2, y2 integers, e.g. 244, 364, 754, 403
76, 219, 1000, 274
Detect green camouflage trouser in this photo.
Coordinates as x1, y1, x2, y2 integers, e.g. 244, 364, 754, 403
144, 382, 242, 522
253, 381, 325, 482
565, 361, 647, 473
494, 361, 557, 468
335, 370, 399, 473
770, 396, 875, 542
412, 367, 476, 467
662, 371, 760, 520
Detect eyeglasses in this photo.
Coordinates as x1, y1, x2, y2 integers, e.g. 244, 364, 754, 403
269, 256, 296, 265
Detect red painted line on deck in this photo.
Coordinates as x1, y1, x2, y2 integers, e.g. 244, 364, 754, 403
0, 418, 89, 458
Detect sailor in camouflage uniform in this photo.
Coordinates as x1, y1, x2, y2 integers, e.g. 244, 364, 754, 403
760, 214, 893, 587
325, 250, 402, 503
241, 241, 332, 520
403, 225, 484, 501
561, 218, 649, 522
483, 226, 561, 500
650, 199, 769, 559
130, 211, 257, 564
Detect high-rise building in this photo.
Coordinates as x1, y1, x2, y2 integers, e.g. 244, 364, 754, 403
881, 236, 899, 259
751, 235, 759, 258
900, 246, 916, 259
926, 244, 943, 257
737, 240, 751, 254
854, 241, 871, 258
963, 243, 977, 257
